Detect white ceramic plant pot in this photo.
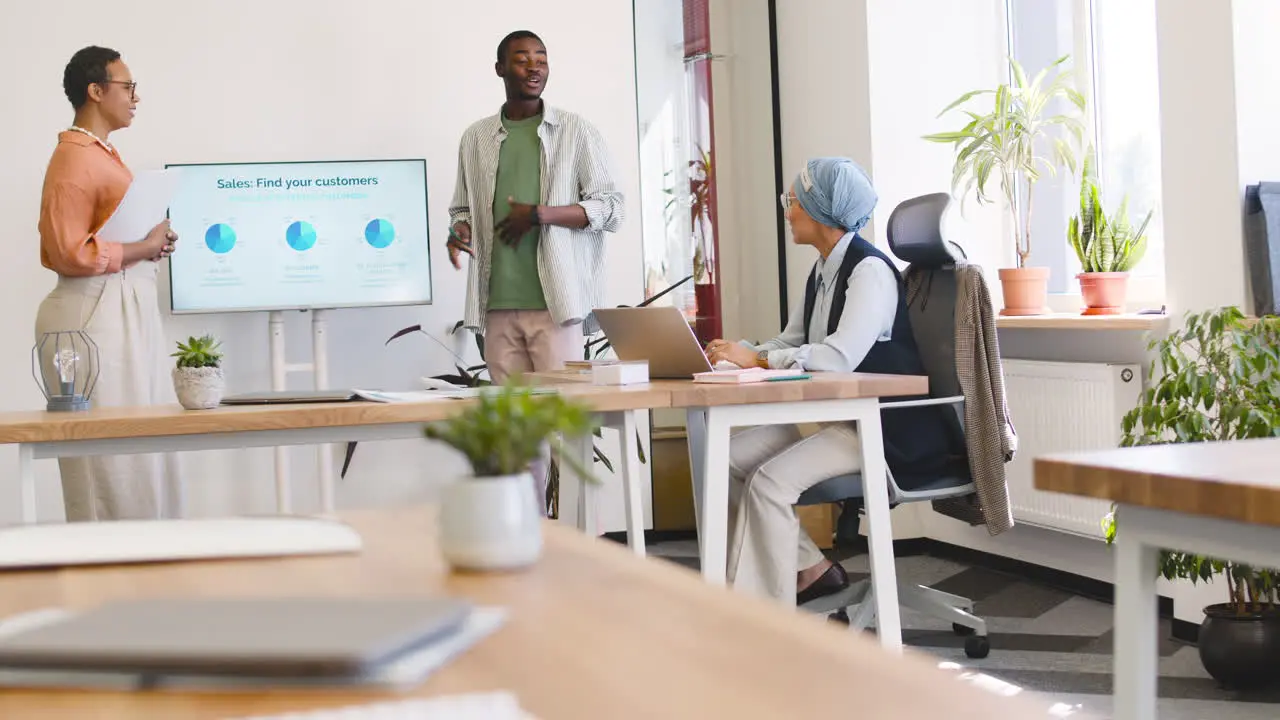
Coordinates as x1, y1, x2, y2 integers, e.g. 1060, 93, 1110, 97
173, 366, 225, 410
439, 473, 542, 572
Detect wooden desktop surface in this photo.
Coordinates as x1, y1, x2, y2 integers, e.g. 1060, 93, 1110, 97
0, 506, 1049, 719
0, 374, 926, 445
1035, 437, 1280, 527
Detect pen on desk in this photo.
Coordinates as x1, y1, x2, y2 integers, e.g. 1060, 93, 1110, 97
765, 375, 811, 382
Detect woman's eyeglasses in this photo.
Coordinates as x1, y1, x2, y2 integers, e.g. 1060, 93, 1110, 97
779, 193, 795, 212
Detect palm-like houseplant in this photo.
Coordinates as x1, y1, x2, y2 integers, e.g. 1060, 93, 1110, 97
924, 54, 1085, 316
171, 334, 226, 410
1067, 147, 1152, 314
1103, 306, 1280, 687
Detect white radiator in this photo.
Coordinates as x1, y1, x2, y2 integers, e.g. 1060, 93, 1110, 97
1002, 359, 1143, 538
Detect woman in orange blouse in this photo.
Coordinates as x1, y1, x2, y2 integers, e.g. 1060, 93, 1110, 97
35, 46, 181, 521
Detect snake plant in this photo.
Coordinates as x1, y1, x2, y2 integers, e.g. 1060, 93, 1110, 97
1068, 149, 1152, 273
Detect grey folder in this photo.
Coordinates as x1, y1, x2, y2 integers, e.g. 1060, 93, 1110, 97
1244, 182, 1280, 316
0, 597, 471, 679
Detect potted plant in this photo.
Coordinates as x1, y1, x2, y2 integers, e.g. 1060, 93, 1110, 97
1067, 148, 1152, 314
665, 147, 719, 343
423, 381, 598, 571
171, 334, 225, 410
924, 55, 1086, 316
1103, 307, 1280, 688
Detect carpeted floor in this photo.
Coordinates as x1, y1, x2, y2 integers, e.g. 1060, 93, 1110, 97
647, 539, 1280, 720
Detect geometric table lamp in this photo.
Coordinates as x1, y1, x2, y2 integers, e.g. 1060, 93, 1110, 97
32, 330, 99, 412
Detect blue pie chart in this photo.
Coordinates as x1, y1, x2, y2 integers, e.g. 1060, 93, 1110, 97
364, 218, 395, 249
204, 223, 236, 254
286, 221, 317, 252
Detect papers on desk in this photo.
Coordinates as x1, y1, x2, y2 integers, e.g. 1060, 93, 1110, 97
96, 169, 181, 244
693, 368, 811, 384
230, 692, 532, 720
354, 387, 559, 403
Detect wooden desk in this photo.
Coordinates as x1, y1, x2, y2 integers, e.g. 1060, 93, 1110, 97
1035, 437, 1280, 720
0, 506, 1052, 719
0, 383, 669, 526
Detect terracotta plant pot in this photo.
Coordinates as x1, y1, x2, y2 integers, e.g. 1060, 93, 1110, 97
997, 267, 1051, 316
1077, 272, 1129, 315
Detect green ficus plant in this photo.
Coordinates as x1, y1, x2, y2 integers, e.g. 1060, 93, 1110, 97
1068, 148, 1151, 273
1103, 307, 1280, 615
172, 335, 223, 369
423, 381, 599, 481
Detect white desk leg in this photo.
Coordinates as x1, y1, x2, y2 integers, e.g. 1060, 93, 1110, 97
18, 444, 35, 525
1114, 513, 1159, 720
558, 433, 597, 534
685, 409, 707, 545
856, 403, 902, 653
619, 411, 646, 556
697, 408, 730, 586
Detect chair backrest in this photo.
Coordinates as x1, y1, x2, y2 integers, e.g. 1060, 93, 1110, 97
885, 193, 962, 401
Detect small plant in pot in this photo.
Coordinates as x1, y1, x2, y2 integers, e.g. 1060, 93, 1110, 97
423, 381, 598, 572
1103, 307, 1280, 688
171, 334, 225, 410
1067, 148, 1152, 315
924, 54, 1085, 316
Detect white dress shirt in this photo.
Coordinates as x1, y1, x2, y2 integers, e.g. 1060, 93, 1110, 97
752, 233, 899, 372
450, 104, 624, 334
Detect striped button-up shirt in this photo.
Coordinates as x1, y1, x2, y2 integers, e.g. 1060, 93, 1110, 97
449, 104, 624, 333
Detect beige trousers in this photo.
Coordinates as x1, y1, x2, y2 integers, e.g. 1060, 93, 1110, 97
34, 262, 182, 522
727, 423, 863, 604
485, 310, 584, 516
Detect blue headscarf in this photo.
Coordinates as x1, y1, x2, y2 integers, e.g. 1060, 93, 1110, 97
793, 157, 878, 234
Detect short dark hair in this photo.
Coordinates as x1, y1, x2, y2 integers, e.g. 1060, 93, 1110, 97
496, 31, 543, 64
63, 46, 121, 109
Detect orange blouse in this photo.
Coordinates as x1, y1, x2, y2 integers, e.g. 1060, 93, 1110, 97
38, 131, 130, 276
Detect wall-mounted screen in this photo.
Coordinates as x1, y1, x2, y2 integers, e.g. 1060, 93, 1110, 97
165, 159, 431, 314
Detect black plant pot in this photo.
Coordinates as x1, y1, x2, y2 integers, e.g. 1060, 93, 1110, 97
1198, 603, 1280, 689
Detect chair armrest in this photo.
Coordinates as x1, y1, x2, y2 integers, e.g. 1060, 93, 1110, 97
878, 395, 965, 410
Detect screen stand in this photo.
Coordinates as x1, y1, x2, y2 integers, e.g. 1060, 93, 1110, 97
267, 309, 337, 516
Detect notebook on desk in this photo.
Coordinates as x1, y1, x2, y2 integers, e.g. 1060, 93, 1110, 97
0, 597, 471, 680
221, 389, 358, 405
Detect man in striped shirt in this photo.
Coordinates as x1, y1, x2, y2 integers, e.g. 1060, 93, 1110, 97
447, 30, 625, 383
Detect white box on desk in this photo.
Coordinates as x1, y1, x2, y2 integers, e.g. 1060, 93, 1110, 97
592, 361, 649, 386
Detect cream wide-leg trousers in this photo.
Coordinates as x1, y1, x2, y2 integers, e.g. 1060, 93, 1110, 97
727, 423, 863, 603
34, 262, 182, 522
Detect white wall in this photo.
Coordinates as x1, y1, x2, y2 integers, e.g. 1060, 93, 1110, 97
0, 0, 645, 525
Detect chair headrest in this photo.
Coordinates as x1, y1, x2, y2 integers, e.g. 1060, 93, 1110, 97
887, 193, 958, 268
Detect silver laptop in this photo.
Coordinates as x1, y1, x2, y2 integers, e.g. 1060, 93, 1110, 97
0, 597, 471, 679
221, 389, 357, 405
593, 306, 714, 379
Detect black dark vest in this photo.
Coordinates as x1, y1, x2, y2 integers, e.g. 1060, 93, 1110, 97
802, 235, 956, 486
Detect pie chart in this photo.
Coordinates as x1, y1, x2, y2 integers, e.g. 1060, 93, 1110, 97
204, 223, 236, 254
364, 218, 395, 249
286, 221, 317, 252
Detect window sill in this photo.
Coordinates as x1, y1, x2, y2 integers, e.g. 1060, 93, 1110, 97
995, 313, 1170, 331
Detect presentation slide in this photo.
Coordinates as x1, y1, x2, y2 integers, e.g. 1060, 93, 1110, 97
166, 159, 432, 313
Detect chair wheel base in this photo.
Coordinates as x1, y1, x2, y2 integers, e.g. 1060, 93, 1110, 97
953, 622, 976, 636
964, 636, 990, 659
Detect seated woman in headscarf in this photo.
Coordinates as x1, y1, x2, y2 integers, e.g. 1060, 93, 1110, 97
704, 157, 954, 606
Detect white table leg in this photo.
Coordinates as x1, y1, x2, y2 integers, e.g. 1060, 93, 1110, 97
18, 444, 35, 525
697, 408, 730, 586
619, 411, 646, 556
856, 404, 902, 653
685, 409, 707, 545
1114, 512, 1159, 720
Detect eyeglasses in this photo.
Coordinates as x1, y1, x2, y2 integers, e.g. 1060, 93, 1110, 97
779, 192, 795, 213
102, 80, 138, 99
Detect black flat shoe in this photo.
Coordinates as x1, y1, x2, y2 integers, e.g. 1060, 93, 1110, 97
796, 562, 849, 606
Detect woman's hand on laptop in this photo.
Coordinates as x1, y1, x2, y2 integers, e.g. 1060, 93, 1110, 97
705, 339, 763, 369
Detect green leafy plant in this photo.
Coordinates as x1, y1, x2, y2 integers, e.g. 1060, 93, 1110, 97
923, 54, 1086, 268
1103, 307, 1280, 615
422, 381, 599, 482
664, 147, 715, 283
1067, 148, 1152, 273
172, 334, 223, 369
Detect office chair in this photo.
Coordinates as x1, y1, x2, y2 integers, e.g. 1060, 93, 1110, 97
795, 192, 990, 660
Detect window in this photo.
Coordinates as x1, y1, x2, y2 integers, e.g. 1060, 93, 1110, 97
1006, 0, 1165, 303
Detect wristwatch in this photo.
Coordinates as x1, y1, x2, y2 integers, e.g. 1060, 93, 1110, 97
531, 205, 542, 225
756, 350, 769, 368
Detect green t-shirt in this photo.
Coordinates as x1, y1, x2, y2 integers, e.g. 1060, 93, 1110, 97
488, 113, 546, 310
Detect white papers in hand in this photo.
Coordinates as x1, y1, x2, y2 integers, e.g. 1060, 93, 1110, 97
96, 169, 181, 244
